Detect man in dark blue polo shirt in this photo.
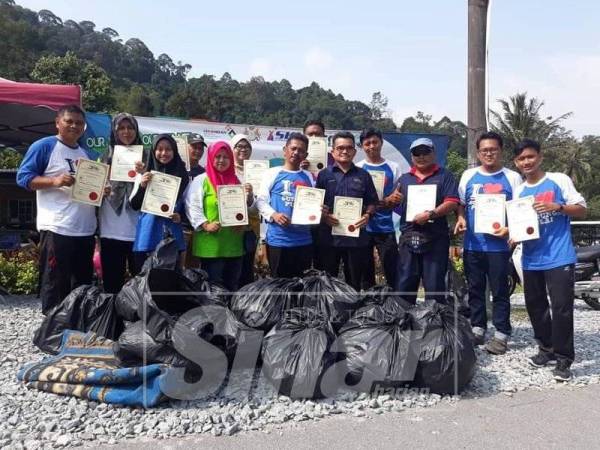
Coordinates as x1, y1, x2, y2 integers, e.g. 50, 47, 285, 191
395, 138, 459, 304
316, 131, 379, 291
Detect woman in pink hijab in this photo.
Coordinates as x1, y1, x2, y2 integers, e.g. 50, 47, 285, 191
184, 141, 253, 291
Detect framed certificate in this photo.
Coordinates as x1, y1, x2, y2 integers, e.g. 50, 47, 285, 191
70, 159, 109, 207
406, 184, 437, 222
175, 136, 191, 171
506, 196, 540, 242
243, 159, 269, 192
141, 171, 182, 218
367, 170, 386, 200
217, 184, 249, 227
306, 137, 328, 173
474, 194, 506, 234
291, 186, 325, 225
332, 196, 363, 238
110, 145, 143, 182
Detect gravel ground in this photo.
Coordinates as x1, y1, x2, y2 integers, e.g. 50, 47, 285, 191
1, 294, 599, 449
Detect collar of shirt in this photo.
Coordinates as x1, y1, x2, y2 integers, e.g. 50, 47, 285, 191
331, 162, 357, 175
409, 164, 441, 182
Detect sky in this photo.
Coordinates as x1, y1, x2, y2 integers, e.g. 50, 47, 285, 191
15, 0, 600, 137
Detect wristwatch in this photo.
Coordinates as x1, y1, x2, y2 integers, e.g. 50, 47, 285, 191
427, 210, 437, 220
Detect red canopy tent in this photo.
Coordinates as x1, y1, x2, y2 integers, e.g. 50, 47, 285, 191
0, 78, 81, 149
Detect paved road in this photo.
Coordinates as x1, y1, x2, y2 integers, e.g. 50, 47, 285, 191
109, 383, 600, 449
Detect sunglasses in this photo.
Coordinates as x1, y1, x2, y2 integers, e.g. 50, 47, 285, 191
411, 147, 433, 156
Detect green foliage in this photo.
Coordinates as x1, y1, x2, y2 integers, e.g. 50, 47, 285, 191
30, 51, 114, 111
0, 251, 38, 295
446, 149, 468, 181
0, 147, 23, 169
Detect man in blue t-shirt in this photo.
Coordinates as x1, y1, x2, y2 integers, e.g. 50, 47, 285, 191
395, 138, 459, 304
512, 138, 586, 381
356, 128, 403, 288
455, 131, 522, 354
256, 133, 315, 277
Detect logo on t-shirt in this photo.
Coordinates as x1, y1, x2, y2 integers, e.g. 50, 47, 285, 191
483, 183, 503, 194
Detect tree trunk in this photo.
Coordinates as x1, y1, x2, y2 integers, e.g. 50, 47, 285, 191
467, 0, 489, 167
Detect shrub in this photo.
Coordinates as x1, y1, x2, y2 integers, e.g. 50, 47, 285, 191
0, 251, 38, 295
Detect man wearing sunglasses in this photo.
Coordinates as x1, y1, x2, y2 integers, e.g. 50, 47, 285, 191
395, 137, 459, 304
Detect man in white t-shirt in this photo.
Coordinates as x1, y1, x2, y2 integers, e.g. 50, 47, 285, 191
17, 104, 97, 314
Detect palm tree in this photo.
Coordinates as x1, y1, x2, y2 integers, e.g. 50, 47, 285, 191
490, 93, 572, 151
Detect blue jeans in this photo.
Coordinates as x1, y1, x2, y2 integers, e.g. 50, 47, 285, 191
464, 250, 512, 336
395, 236, 449, 305
200, 257, 243, 292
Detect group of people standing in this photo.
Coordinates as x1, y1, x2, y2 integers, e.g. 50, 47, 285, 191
17, 104, 586, 382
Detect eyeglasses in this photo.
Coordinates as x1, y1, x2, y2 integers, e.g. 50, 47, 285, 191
478, 148, 501, 155
235, 144, 251, 150
333, 146, 355, 154
411, 148, 433, 157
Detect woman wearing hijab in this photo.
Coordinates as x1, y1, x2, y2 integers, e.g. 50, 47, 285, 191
185, 141, 254, 291
130, 134, 189, 272
99, 113, 144, 293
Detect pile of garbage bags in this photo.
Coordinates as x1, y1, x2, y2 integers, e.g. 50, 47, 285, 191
33, 238, 477, 400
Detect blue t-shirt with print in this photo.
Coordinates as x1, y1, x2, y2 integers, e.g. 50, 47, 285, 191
459, 167, 522, 252
515, 173, 585, 271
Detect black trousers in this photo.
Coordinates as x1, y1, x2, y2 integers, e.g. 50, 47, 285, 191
316, 245, 371, 291
395, 236, 449, 305
100, 238, 136, 294
38, 230, 95, 314
239, 231, 258, 287
362, 232, 399, 288
523, 264, 575, 363
267, 244, 313, 278
464, 250, 512, 336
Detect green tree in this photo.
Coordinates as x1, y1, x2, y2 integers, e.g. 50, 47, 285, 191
30, 51, 114, 111
490, 92, 572, 151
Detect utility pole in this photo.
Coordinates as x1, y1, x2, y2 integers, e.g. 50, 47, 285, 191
467, 0, 489, 167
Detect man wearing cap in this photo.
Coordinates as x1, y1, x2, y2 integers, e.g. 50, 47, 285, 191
395, 137, 459, 304
187, 134, 206, 180
231, 134, 261, 286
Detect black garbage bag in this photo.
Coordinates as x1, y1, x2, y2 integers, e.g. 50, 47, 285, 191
261, 308, 336, 399
409, 301, 476, 394
337, 298, 422, 392
296, 270, 362, 331
115, 239, 226, 323
34, 285, 124, 354
230, 277, 303, 331
115, 320, 190, 367
361, 284, 413, 309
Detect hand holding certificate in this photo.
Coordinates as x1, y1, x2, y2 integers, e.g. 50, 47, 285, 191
110, 145, 144, 182
506, 195, 540, 242
243, 160, 269, 193
291, 186, 325, 225
141, 171, 182, 218
218, 185, 249, 227
332, 196, 363, 238
474, 194, 506, 234
367, 170, 386, 200
306, 137, 328, 173
406, 184, 437, 222
71, 159, 109, 207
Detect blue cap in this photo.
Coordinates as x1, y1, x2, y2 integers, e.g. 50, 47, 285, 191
409, 137, 435, 152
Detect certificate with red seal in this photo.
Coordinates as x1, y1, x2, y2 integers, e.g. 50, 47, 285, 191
474, 194, 506, 235
506, 195, 540, 242
291, 186, 325, 225
306, 137, 328, 174
70, 159, 109, 207
110, 145, 144, 182
141, 171, 181, 218
331, 196, 362, 238
217, 185, 249, 227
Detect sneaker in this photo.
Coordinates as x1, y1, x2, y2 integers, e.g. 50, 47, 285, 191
529, 351, 557, 368
553, 360, 572, 382
485, 337, 508, 355
472, 333, 485, 346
